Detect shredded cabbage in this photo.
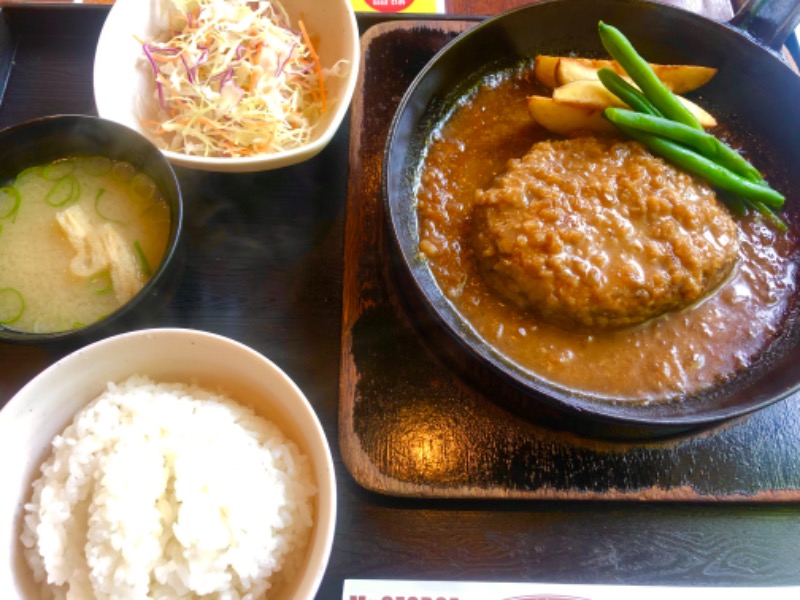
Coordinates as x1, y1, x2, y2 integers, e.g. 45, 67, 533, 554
139, 0, 349, 158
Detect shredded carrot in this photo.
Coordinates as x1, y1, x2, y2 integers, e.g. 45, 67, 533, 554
153, 53, 183, 63
249, 42, 263, 92
196, 116, 224, 131
140, 118, 168, 135
168, 10, 184, 36
159, 76, 185, 100
298, 19, 326, 112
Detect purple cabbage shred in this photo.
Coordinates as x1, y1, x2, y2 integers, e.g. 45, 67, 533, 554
275, 42, 296, 77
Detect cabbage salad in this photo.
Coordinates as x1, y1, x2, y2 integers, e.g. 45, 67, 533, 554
138, 0, 348, 158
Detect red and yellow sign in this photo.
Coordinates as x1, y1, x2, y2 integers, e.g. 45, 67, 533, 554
350, 0, 444, 13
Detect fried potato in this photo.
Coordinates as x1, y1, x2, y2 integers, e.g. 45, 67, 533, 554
554, 58, 610, 86
533, 55, 561, 88
552, 79, 622, 108
551, 80, 717, 127
536, 55, 717, 94
526, 95, 616, 136
649, 63, 718, 94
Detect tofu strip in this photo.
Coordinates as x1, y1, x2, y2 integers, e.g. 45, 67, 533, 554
56, 205, 144, 303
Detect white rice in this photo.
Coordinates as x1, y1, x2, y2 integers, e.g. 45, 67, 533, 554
20, 374, 316, 600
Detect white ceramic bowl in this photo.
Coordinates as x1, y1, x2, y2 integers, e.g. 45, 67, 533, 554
0, 328, 336, 599
94, 0, 359, 172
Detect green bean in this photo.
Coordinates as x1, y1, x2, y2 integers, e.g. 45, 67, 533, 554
604, 107, 765, 182
616, 124, 785, 209
596, 68, 661, 116
598, 21, 702, 130
742, 197, 789, 232
717, 191, 748, 217
606, 107, 713, 153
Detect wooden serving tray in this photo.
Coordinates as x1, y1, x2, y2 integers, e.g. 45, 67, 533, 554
338, 20, 800, 501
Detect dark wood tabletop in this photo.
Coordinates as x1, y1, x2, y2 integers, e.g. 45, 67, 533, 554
1, 1, 799, 598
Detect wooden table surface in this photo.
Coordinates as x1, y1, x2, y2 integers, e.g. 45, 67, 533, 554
1, 0, 799, 598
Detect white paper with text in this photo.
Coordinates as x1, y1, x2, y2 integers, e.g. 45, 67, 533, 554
343, 579, 800, 600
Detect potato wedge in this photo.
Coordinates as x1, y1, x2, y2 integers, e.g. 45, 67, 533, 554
552, 79, 623, 108
551, 80, 717, 127
554, 58, 615, 86
527, 95, 616, 136
538, 56, 717, 94
533, 55, 561, 89
650, 63, 718, 94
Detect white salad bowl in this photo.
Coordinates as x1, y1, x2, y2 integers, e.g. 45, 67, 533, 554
0, 328, 337, 599
94, 0, 359, 172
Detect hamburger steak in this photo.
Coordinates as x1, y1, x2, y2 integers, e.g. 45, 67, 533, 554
471, 137, 740, 330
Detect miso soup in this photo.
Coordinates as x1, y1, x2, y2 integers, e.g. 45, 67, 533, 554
0, 156, 171, 333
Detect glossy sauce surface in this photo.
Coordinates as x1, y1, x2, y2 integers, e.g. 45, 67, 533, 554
416, 68, 798, 402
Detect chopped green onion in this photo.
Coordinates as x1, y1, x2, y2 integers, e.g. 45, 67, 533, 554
16, 165, 43, 182
0, 186, 22, 222
79, 156, 113, 176
94, 188, 125, 224
89, 270, 114, 295
133, 240, 152, 277
45, 175, 80, 207
112, 161, 136, 182
0, 287, 25, 325
42, 159, 76, 181
130, 173, 157, 202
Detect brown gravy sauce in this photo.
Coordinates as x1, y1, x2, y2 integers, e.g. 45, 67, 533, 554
415, 67, 798, 403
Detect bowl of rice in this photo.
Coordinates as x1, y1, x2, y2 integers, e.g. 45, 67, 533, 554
93, 0, 359, 172
0, 328, 336, 599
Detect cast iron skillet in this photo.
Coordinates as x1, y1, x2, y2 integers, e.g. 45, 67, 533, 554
383, 0, 800, 437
